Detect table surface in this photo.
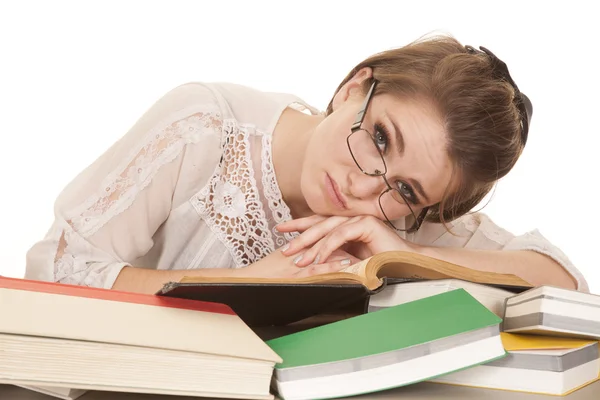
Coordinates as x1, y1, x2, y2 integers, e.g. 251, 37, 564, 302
2, 380, 599, 400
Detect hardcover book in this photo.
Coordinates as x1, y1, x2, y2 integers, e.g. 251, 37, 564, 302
158, 250, 531, 326
264, 289, 506, 400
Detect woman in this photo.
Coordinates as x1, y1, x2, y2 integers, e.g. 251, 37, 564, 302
25, 35, 589, 294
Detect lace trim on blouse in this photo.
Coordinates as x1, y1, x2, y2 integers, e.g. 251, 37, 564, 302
54, 105, 222, 283
65, 105, 223, 238
261, 132, 298, 247
192, 121, 277, 267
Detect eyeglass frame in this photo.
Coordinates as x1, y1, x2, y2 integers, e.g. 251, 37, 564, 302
346, 80, 429, 233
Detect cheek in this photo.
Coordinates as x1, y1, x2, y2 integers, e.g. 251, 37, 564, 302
299, 167, 329, 215
316, 111, 354, 144
309, 125, 351, 165
377, 195, 424, 220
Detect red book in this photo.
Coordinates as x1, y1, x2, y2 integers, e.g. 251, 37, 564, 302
0, 275, 235, 315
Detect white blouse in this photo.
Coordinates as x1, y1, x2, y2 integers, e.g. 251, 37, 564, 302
24, 82, 590, 293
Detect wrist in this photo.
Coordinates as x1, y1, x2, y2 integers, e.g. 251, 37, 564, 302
185, 267, 244, 279
231, 257, 273, 279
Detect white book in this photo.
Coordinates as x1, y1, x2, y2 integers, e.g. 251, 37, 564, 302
368, 279, 516, 317
16, 385, 87, 400
431, 342, 600, 395
503, 285, 600, 339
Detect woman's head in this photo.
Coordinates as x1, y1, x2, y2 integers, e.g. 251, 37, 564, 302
300, 34, 531, 230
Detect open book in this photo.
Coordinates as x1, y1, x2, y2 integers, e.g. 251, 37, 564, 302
179, 251, 532, 290
158, 251, 533, 327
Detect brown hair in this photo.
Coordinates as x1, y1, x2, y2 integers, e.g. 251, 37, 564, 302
326, 34, 526, 227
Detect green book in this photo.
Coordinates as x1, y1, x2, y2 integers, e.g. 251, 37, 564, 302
266, 289, 506, 400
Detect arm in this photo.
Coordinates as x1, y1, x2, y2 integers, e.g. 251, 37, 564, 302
410, 212, 588, 292
112, 266, 241, 294
277, 213, 589, 292
416, 245, 578, 290
112, 247, 359, 294
25, 82, 225, 291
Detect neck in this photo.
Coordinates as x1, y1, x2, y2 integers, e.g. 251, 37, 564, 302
272, 107, 323, 219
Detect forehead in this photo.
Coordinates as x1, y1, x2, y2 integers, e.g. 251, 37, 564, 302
371, 92, 444, 134
372, 93, 455, 203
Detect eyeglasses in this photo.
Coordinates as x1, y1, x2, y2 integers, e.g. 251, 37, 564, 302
346, 80, 428, 233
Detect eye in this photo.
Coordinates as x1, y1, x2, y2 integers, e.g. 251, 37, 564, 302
396, 181, 418, 205
373, 123, 389, 154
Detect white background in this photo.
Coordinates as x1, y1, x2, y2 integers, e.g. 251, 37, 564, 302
0, 1, 598, 293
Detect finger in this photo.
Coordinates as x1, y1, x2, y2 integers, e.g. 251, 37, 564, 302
294, 256, 359, 278
275, 215, 328, 233
282, 216, 350, 257
295, 219, 369, 267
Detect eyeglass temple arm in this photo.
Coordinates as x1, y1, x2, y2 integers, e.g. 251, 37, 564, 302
350, 81, 377, 132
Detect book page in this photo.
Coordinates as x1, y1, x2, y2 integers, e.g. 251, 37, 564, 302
340, 258, 369, 277
379, 263, 451, 280
373, 252, 531, 287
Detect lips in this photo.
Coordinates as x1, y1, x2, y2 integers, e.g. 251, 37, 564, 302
325, 173, 347, 210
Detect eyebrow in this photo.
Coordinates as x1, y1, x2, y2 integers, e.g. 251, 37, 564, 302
387, 114, 431, 204
388, 116, 405, 157
409, 178, 430, 204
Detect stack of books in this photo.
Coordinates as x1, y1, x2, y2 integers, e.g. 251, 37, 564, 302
0, 277, 282, 399
428, 285, 600, 396
2, 251, 598, 399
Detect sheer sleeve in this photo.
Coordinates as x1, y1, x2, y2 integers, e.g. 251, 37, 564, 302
410, 212, 590, 292
25, 83, 224, 289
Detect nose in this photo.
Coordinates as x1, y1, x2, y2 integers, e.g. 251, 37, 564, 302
348, 172, 387, 200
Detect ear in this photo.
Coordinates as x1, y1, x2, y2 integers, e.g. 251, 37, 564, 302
331, 67, 373, 111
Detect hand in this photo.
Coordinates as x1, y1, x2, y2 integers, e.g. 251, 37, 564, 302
236, 245, 361, 279
275, 214, 419, 268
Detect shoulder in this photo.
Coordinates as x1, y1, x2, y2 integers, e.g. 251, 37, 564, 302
172, 81, 318, 132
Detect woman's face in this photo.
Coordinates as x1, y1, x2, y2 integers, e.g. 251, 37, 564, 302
300, 72, 455, 223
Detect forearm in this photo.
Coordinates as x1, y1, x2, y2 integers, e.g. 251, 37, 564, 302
110, 251, 293, 294
111, 266, 241, 294
417, 246, 578, 290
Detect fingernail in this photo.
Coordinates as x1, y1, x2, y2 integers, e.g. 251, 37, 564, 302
280, 244, 290, 252
340, 259, 351, 266
293, 254, 303, 264
312, 254, 321, 265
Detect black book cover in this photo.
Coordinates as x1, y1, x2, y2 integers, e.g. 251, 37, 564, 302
156, 281, 386, 327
